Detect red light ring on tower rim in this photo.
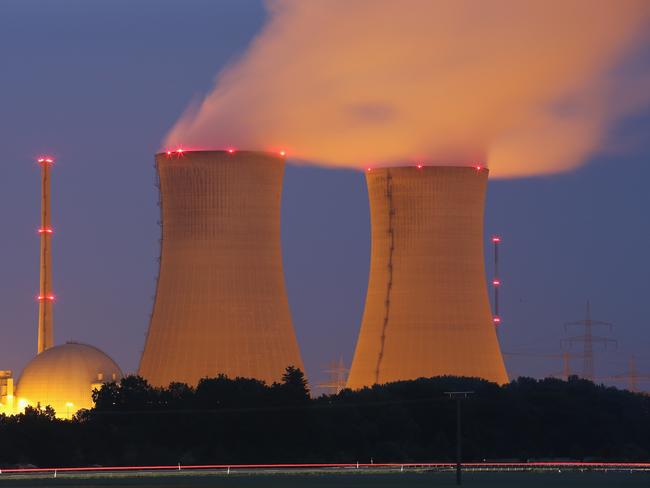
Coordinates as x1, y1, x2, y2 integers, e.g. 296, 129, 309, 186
37, 157, 54, 165
162, 148, 187, 158
38, 227, 53, 234
37, 295, 55, 301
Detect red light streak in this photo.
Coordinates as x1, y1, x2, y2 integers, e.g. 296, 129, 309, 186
37, 295, 55, 301
37, 157, 54, 164
38, 228, 53, 234
3, 461, 650, 475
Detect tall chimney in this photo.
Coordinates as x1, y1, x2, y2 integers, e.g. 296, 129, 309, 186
139, 150, 304, 387
36, 157, 55, 354
347, 165, 508, 388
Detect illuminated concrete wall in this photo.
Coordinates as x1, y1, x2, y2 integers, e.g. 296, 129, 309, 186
0, 370, 14, 414
347, 166, 508, 389
139, 150, 303, 387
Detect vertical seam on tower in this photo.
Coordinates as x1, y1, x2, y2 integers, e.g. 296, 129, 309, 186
374, 169, 394, 384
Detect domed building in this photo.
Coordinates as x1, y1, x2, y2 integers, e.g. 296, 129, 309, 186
16, 342, 122, 419
12, 158, 124, 419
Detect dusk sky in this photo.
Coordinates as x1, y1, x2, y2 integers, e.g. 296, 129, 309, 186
1, 1, 649, 391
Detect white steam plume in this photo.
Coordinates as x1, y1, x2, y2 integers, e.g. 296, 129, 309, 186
165, 0, 650, 178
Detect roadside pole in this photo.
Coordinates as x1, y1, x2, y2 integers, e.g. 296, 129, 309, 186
445, 391, 474, 485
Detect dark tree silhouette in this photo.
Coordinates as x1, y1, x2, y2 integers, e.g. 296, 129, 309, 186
2, 371, 650, 467
274, 365, 310, 404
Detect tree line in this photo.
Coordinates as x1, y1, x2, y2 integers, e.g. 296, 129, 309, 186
1, 367, 649, 467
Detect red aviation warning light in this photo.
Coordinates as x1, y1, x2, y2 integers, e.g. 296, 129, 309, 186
492, 235, 501, 243
279, 150, 286, 157
37, 295, 55, 301
227, 148, 235, 154
493, 316, 501, 325
475, 164, 483, 171
416, 164, 423, 169
492, 278, 501, 286
37, 157, 54, 164
38, 228, 53, 234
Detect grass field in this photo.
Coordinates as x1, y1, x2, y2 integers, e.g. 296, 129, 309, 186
1, 470, 650, 487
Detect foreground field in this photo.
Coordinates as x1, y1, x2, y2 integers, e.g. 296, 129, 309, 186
1, 470, 650, 487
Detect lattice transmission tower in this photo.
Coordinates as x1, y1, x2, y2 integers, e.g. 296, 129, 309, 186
562, 301, 616, 381
318, 357, 349, 395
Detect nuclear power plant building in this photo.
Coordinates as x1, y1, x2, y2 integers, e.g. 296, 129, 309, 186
12, 156, 123, 419
139, 150, 304, 387
347, 166, 508, 389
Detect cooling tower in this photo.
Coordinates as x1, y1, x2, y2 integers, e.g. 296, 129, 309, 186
139, 150, 304, 387
347, 166, 508, 389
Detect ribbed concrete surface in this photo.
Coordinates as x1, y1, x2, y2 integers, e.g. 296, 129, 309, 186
347, 166, 508, 389
139, 151, 303, 387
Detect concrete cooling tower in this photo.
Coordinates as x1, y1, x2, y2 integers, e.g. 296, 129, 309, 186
347, 166, 508, 389
139, 150, 304, 387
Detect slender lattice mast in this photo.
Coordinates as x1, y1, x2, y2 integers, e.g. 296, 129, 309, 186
37, 156, 55, 354
491, 235, 501, 330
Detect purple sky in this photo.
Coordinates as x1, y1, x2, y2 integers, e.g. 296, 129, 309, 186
1, 1, 649, 392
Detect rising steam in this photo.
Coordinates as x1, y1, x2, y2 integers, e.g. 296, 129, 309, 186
164, 0, 650, 178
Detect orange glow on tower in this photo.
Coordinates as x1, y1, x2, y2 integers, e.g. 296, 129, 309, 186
347, 166, 508, 389
139, 150, 304, 387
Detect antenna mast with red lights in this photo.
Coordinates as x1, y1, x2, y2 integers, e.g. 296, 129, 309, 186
37, 156, 55, 354
491, 235, 501, 331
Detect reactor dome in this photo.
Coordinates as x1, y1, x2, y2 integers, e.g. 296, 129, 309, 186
15, 342, 122, 419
